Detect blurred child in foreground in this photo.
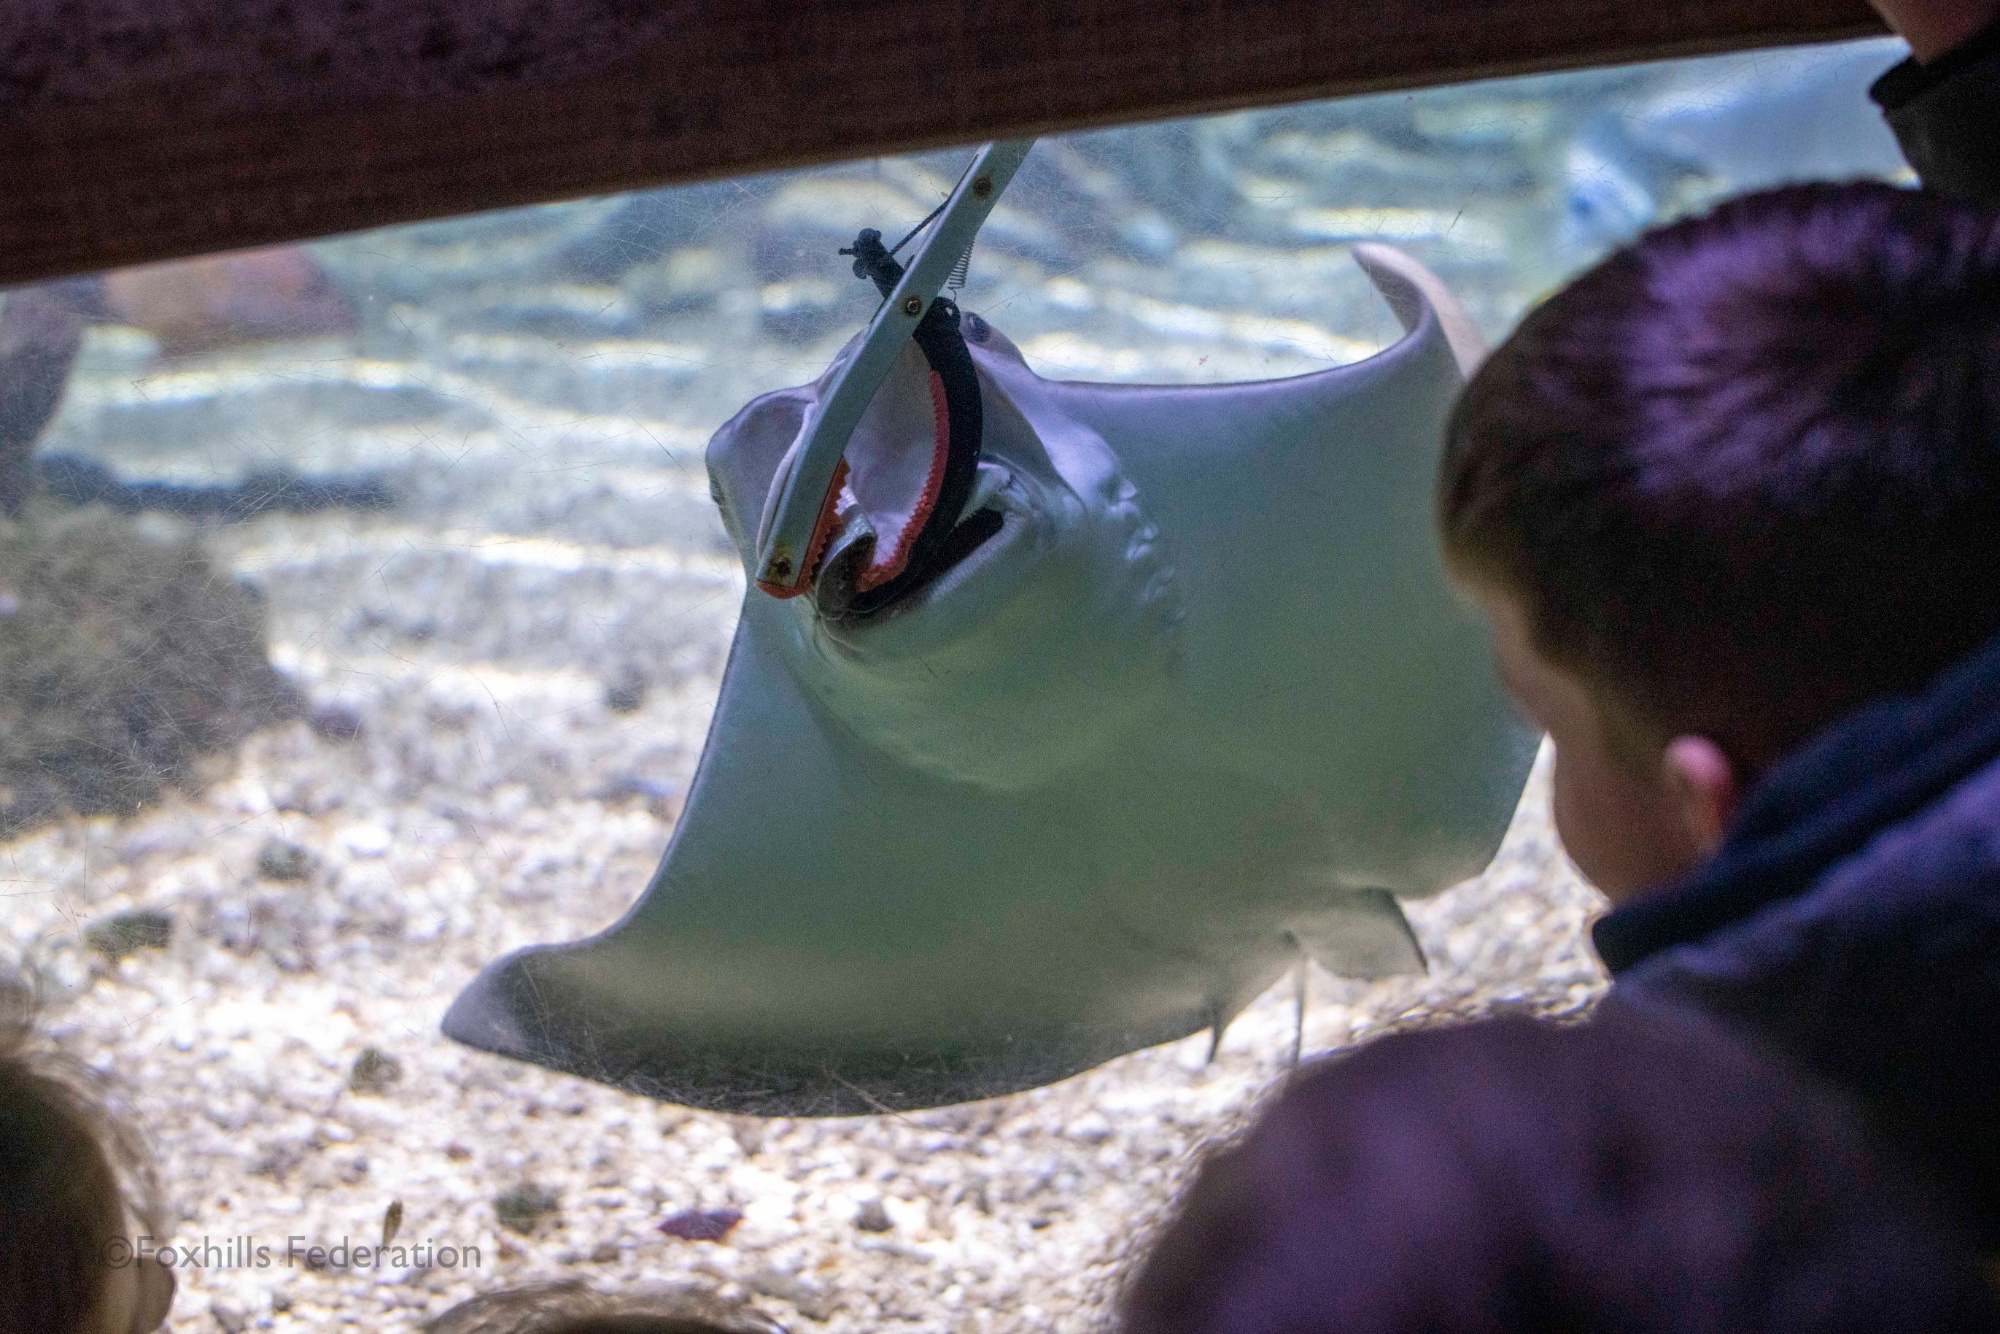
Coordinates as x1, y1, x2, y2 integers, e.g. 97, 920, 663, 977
1120, 1004, 1999, 1334
424, 1278, 780, 1334
0, 972, 173, 1334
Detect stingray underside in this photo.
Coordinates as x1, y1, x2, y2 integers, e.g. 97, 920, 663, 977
444, 244, 1529, 1116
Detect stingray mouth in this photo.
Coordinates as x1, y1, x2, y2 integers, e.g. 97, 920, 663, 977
809, 461, 1019, 623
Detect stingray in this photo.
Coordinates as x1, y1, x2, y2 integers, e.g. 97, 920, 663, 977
444, 242, 1536, 1116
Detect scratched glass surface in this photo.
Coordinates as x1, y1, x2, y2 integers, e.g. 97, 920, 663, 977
0, 38, 1908, 1332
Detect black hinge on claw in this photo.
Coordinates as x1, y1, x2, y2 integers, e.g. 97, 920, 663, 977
841, 227, 905, 299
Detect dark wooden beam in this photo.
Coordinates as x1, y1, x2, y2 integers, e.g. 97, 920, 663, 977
0, 1, 1888, 286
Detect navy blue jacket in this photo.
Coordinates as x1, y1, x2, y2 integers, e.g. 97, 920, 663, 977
1873, 18, 2000, 208
1594, 628, 2000, 1250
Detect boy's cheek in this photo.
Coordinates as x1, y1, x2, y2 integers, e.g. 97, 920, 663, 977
134, 1256, 175, 1332
99, 1250, 176, 1334
1546, 753, 1613, 886
1547, 744, 1683, 904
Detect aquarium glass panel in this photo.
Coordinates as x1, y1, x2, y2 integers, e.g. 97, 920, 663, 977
0, 37, 1909, 1330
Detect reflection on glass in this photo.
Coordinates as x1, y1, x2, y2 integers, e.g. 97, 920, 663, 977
0, 38, 1910, 1330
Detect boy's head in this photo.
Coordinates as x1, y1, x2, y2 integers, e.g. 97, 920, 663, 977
1440, 182, 2000, 897
424, 1279, 782, 1334
0, 973, 173, 1334
1118, 1000, 2000, 1334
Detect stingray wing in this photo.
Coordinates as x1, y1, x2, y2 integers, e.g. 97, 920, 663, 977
1020, 244, 1534, 908
443, 592, 1246, 1115
981, 245, 1535, 991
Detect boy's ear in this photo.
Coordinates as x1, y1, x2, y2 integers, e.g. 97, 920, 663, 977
1661, 737, 1739, 861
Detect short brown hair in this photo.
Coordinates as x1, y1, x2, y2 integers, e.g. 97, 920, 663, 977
1440, 183, 2000, 770
424, 1280, 781, 1334
0, 970, 162, 1334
